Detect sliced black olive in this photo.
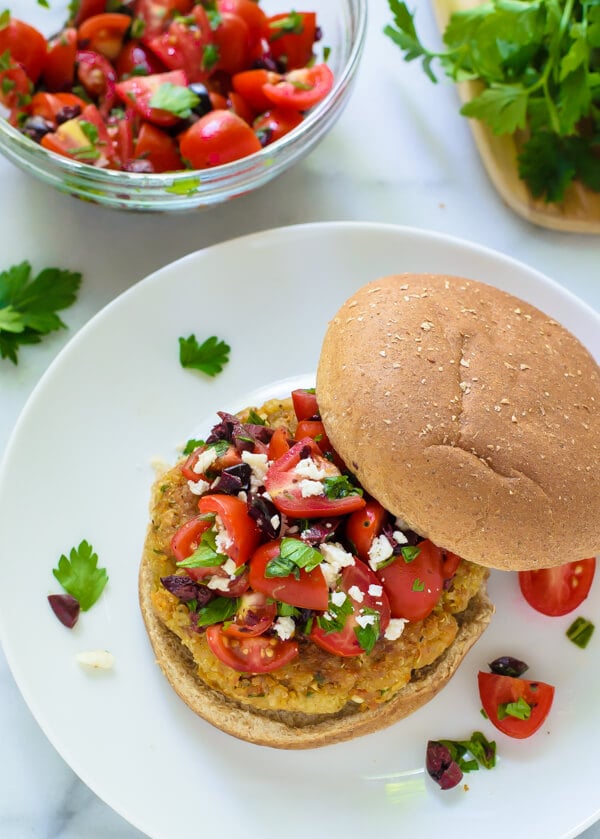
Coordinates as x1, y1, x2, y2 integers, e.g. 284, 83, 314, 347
188, 82, 213, 117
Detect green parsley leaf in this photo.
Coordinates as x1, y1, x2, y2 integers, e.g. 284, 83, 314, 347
178, 333, 231, 377
268, 11, 304, 39
0, 10, 10, 29
354, 607, 381, 654
497, 695, 532, 721
438, 731, 497, 773
176, 526, 226, 569
149, 82, 200, 118
37, 1, 51, 9
182, 438, 205, 455
412, 577, 425, 592
265, 537, 323, 578
317, 594, 353, 633
401, 545, 420, 563
566, 616, 595, 649
277, 602, 301, 617
246, 408, 266, 426
322, 474, 363, 499
196, 596, 239, 627
52, 540, 108, 612
0, 261, 81, 364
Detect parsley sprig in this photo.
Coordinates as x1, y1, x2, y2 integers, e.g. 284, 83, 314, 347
385, 0, 600, 202
52, 540, 108, 612
0, 261, 81, 364
179, 333, 231, 377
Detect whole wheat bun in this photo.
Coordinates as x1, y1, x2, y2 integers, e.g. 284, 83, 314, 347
139, 555, 493, 748
317, 273, 600, 571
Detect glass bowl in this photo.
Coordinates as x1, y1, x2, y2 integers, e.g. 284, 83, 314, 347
0, 0, 367, 212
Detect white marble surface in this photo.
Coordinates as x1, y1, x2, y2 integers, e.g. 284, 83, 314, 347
1, 1, 599, 837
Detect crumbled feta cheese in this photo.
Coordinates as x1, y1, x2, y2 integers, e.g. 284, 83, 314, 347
348, 585, 364, 603
75, 650, 114, 670
270, 514, 281, 530
368, 584, 383, 597
262, 491, 272, 502
299, 479, 324, 498
187, 478, 210, 496
331, 590, 347, 607
207, 575, 231, 591
237, 490, 248, 503
392, 530, 408, 545
273, 616, 296, 640
355, 613, 376, 628
214, 516, 233, 553
320, 563, 339, 589
394, 515, 411, 531
221, 558, 237, 576
294, 456, 328, 480
193, 447, 218, 475
368, 534, 394, 570
384, 618, 408, 641
241, 450, 269, 480
319, 542, 355, 571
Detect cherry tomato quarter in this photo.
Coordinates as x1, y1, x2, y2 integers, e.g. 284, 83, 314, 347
134, 121, 182, 172
249, 541, 329, 611
478, 672, 555, 739
170, 515, 213, 562
263, 63, 333, 110
206, 624, 298, 673
518, 557, 596, 617
267, 11, 317, 70
0, 18, 47, 83
77, 13, 131, 62
376, 539, 444, 622
291, 388, 319, 421
115, 69, 188, 127
345, 499, 387, 562
198, 494, 261, 567
221, 591, 276, 638
43, 28, 77, 92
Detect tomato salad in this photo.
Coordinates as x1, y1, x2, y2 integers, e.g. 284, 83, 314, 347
154, 389, 482, 679
0, 2, 333, 173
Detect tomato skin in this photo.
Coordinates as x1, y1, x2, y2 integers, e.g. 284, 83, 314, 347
0, 66, 32, 117
134, 121, 182, 172
376, 539, 444, 622
213, 12, 251, 76
518, 557, 596, 617
249, 540, 329, 611
267, 12, 317, 70
267, 426, 291, 461
221, 591, 276, 638
147, 8, 214, 83
0, 19, 47, 84
134, 0, 194, 40
76, 49, 118, 114
206, 624, 298, 673
181, 442, 242, 482
231, 68, 277, 113
40, 103, 116, 166
310, 561, 391, 657
198, 494, 260, 568
77, 13, 131, 62
71, 0, 107, 26
254, 107, 303, 145
115, 69, 188, 127
170, 515, 212, 562
291, 388, 319, 421
43, 28, 77, 92
217, 0, 267, 49
115, 40, 166, 79
345, 499, 387, 562
263, 63, 334, 110
179, 109, 262, 168
30, 92, 86, 124
294, 419, 332, 454
478, 672, 555, 739
264, 438, 366, 519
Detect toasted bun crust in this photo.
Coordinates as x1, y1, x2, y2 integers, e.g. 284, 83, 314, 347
139, 555, 493, 748
316, 274, 600, 571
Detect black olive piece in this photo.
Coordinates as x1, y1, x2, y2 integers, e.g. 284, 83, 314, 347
56, 104, 82, 124
188, 82, 213, 117
22, 115, 54, 143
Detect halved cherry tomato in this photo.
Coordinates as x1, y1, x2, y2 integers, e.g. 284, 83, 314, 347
266, 12, 317, 70
179, 109, 262, 168
478, 672, 555, 739
134, 0, 194, 40
0, 18, 47, 83
181, 442, 243, 482
441, 549, 462, 580
518, 557, 596, 617
115, 40, 166, 79
77, 13, 131, 62
268, 426, 291, 461
147, 8, 214, 83
213, 12, 251, 76
217, 0, 268, 50
109, 109, 136, 168
198, 494, 260, 567
227, 91, 255, 124
346, 499, 387, 562
206, 624, 298, 673
263, 63, 333, 110
231, 68, 277, 113
115, 69, 188, 127
221, 591, 276, 638
0, 66, 32, 116
170, 515, 212, 562
264, 437, 365, 519
76, 49, 117, 114
134, 121, 182, 171
43, 28, 77, 92
294, 419, 332, 454
249, 540, 328, 610
376, 539, 444, 622
310, 561, 391, 657
291, 388, 319, 421
254, 107, 303, 145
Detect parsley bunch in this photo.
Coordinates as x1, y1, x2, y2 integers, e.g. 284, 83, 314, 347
385, 0, 600, 202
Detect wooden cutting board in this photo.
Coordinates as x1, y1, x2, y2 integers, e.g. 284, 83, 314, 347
431, 0, 600, 233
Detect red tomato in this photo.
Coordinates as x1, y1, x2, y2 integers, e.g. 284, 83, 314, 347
213, 12, 251, 76
231, 68, 277, 113
346, 499, 387, 562
254, 107, 303, 145
221, 591, 276, 638
264, 438, 365, 519
134, 0, 194, 40
249, 540, 329, 610
478, 672, 555, 739
268, 426, 291, 461
291, 388, 319, 421
0, 18, 47, 83
206, 624, 298, 673
111, 111, 135, 168
115, 40, 166, 79
30, 92, 86, 123
181, 443, 242, 482
179, 109, 262, 168
267, 12, 317, 70
294, 419, 332, 454
376, 539, 444, 621
0, 65, 32, 115
76, 49, 117, 113
227, 91, 255, 124
442, 549, 462, 580
71, 0, 107, 26
43, 28, 77, 92
217, 0, 267, 49
263, 63, 334, 110
40, 103, 116, 166
147, 8, 214, 83
134, 121, 182, 171
518, 557, 596, 617
198, 494, 260, 567
115, 69, 188, 127
310, 561, 391, 657
170, 515, 212, 562
77, 13, 131, 61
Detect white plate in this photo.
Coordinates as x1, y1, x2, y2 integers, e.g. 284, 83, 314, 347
1, 222, 598, 839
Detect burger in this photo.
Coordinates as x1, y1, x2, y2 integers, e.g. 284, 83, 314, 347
139, 273, 600, 748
